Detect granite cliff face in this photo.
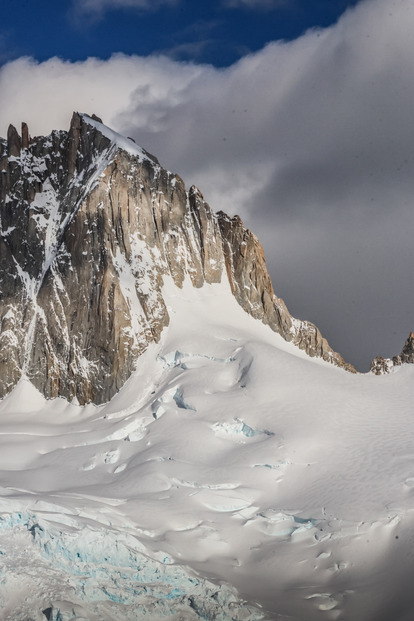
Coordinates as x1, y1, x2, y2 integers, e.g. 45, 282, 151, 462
0, 113, 355, 404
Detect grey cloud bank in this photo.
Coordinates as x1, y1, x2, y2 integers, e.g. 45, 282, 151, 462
0, 0, 412, 370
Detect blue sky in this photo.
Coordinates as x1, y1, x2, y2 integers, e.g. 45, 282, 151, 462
2, 0, 359, 67
1, 0, 414, 371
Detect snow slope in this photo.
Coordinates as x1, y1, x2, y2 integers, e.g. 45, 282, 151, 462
1, 278, 414, 620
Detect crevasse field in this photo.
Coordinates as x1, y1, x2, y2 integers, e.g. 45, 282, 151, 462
1, 278, 413, 621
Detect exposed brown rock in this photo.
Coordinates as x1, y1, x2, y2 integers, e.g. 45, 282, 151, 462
399, 332, 414, 363
21, 122, 29, 150
7, 124, 20, 156
370, 355, 391, 375
66, 111, 82, 177
370, 332, 414, 375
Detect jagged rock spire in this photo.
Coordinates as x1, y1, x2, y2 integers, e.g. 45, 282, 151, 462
399, 332, 414, 364
21, 122, 30, 149
67, 111, 82, 177
5, 122, 30, 155
370, 332, 414, 375
7, 124, 21, 156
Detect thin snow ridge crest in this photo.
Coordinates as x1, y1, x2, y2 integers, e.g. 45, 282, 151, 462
79, 112, 161, 169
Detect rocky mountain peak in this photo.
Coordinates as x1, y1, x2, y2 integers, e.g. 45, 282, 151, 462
6, 122, 32, 156
7, 124, 21, 157
0, 112, 355, 404
399, 331, 414, 363
370, 332, 414, 375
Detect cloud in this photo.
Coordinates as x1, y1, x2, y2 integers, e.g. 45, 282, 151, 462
0, 54, 202, 138
1, 0, 414, 370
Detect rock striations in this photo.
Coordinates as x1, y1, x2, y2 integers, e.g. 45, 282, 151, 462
0, 113, 355, 404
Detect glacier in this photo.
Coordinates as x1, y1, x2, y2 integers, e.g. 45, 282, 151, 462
1, 278, 414, 620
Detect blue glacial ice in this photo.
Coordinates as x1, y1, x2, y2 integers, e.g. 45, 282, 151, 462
0, 511, 267, 621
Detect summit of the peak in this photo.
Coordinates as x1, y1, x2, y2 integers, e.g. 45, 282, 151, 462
77, 112, 159, 165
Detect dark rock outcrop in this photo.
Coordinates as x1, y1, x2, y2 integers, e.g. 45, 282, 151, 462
7, 124, 21, 157
399, 331, 414, 364
21, 122, 29, 150
0, 113, 355, 404
370, 332, 414, 375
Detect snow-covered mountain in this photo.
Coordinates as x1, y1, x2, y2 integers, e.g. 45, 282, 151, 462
1, 115, 414, 621
0, 113, 354, 405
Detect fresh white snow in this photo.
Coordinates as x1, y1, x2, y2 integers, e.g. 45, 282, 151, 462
1, 277, 414, 620
80, 114, 160, 167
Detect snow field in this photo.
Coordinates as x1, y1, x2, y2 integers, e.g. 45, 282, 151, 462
1, 279, 414, 619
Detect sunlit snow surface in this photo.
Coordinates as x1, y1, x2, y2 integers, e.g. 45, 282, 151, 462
1, 279, 414, 620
